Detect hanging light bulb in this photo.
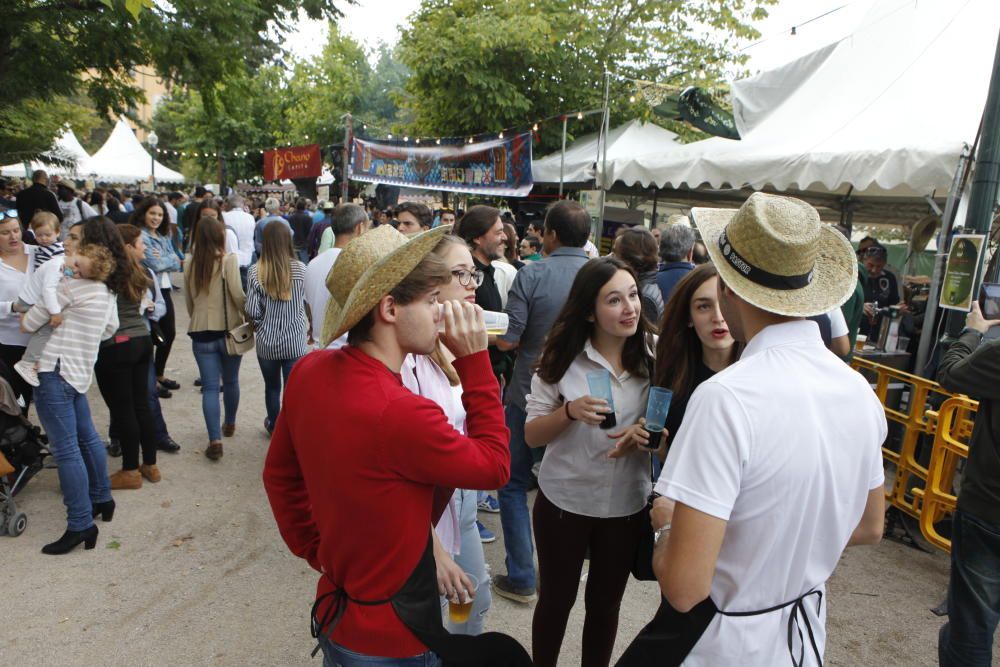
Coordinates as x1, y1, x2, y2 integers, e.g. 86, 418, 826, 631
629, 95, 636, 103
415, 138, 421, 144
403, 135, 409, 142
499, 131, 504, 139
436, 138, 441, 145
388, 133, 393, 139
577, 111, 583, 119
532, 123, 539, 131
468, 137, 474, 144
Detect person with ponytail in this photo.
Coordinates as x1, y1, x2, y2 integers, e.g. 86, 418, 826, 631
244, 222, 307, 434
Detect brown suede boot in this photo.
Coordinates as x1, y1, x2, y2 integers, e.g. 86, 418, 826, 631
110, 469, 142, 490
222, 423, 236, 437
138, 464, 161, 483
205, 441, 223, 461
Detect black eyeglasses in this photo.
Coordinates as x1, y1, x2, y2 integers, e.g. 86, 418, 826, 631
0, 210, 18, 221
451, 269, 484, 287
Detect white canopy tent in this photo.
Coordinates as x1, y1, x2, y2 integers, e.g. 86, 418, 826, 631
610, 0, 1000, 201
83, 119, 185, 184
532, 119, 680, 185
1, 128, 92, 179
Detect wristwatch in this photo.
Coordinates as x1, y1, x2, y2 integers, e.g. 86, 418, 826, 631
960, 327, 985, 344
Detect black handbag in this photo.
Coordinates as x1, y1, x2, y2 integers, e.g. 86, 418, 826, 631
630, 455, 657, 581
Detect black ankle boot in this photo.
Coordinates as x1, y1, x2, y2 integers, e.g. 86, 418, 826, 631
91, 499, 115, 522
41, 525, 98, 555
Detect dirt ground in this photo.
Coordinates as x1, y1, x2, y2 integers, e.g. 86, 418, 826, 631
4, 291, 998, 666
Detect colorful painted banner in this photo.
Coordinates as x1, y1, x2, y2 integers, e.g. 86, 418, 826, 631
264, 144, 322, 181
350, 133, 533, 196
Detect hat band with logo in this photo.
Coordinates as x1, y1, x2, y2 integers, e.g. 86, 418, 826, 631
719, 229, 814, 291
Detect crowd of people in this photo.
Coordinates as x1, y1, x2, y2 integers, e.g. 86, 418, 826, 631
6, 169, 991, 666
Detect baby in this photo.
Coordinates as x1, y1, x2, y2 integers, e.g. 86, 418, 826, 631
29, 211, 65, 271
15, 244, 115, 387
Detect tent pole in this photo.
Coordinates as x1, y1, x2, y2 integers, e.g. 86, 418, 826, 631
651, 186, 658, 228
559, 116, 568, 197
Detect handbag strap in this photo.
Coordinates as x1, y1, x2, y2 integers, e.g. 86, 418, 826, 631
220, 256, 230, 331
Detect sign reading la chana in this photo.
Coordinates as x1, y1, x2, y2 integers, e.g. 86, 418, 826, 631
264, 144, 322, 181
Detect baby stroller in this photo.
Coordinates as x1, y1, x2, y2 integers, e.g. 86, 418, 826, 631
0, 362, 48, 537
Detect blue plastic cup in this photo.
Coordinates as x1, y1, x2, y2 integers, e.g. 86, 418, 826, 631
585, 369, 617, 429
641, 387, 672, 451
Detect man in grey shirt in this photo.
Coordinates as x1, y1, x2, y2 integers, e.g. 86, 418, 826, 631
493, 200, 592, 602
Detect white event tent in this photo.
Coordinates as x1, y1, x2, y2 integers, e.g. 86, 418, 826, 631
84, 119, 185, 184
610, 0, 1000, 203
532, 119, 680, 185
1, 128, 92, 179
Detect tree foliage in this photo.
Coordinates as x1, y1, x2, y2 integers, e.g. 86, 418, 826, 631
397, 0, 775, 150
0, 0, 348, 164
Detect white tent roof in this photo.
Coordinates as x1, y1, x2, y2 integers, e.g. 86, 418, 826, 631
1, 128, 92, 178
612, 0, 1000, 198
84, 119, 185, 184
532, 119, 679, 184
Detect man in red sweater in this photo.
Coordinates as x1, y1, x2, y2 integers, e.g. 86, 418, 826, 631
263, 225, 512, 666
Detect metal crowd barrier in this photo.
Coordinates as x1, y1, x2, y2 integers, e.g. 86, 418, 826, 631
850, 357, 977, 553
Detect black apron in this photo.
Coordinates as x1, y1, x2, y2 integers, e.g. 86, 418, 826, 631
310, 532, 532, 666
616, 590, 824, 667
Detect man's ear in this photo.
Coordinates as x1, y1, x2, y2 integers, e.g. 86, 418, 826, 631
376, 294, 399, 325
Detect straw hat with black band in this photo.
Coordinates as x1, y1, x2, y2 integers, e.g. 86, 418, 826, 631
321, 224, 452, 347
692, 192, 857, 318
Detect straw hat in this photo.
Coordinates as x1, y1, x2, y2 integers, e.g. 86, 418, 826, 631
321, 224, 452, 346
692, 192, 857, 318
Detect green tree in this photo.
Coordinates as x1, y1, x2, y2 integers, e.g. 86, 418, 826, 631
397, 0, 774, 150
1, 0, 348, 164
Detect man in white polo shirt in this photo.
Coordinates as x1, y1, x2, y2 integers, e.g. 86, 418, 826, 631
304, 203, 369, 349
620, 193, 887, 666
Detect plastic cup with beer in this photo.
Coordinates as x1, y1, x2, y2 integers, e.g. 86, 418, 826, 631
437, 304, 509, 336
640, 387, 672, 452
585, 369, 617, 430
448, 575, 479, 624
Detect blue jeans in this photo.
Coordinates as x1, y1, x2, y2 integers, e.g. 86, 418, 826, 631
939, 509, 1000, 666
497, 402, 536, 590
191, 338, 242, 441
257, 356, 300, 429
34, 371, 112, 531
442, 489, 491, 635
319, 637, 441, 667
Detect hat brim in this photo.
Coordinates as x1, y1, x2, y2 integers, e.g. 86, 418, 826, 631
321, 225, 453, 346
693, 207, 858, 318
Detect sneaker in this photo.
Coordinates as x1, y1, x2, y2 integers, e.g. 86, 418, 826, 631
106, 439, 122, 457
477, 494, 501, 513
156, 437, 181, 453
491, 575, 536, 604
158, 377, 181, 390
14, 360, 39, 387
477, 520, 496, 543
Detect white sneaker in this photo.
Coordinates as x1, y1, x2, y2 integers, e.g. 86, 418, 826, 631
14, 360, 39, 387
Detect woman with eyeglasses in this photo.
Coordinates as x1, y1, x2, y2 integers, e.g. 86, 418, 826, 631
0, 210, 38, 408
399, 234, 493, 636
245, 221, 308, 434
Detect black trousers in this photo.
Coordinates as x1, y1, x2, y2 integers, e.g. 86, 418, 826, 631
153, 288, 176, 378
95, 336, 158, 470
0, 342, 31, 412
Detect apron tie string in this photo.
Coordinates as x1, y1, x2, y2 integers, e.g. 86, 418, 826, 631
309, 582, 394, 657
719, 589, 824, 667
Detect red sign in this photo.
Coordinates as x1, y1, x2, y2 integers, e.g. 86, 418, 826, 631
264, 144, 322, 181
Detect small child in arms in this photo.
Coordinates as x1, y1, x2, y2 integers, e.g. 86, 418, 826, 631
29, 211, 65, 271
15, 244, 116, 386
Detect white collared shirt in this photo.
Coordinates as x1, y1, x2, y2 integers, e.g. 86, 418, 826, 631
0, 244, 37, 346
526, 340, 651, 518
655, 320, 886, 666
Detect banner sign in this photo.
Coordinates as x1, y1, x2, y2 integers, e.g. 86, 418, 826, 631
350, 133, 533, 197
264, 144, 322, 181
940, 233, 986, 312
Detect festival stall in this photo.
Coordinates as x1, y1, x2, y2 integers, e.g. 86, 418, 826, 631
83, 119, 185, 184
1, 128, 92, 179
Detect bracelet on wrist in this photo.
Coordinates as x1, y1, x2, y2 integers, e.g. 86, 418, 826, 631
564, 401, 576, 421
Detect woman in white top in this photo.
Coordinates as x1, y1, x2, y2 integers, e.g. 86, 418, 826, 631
524, 256, 655, 667
0, 212, 37, 408
399, 235, 492, 636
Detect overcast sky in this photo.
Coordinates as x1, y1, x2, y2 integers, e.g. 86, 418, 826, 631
289, 0, 873, 74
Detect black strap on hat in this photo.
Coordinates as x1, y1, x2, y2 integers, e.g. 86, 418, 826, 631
719, 229, 814, 291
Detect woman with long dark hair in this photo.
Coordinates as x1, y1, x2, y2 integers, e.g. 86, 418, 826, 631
650, 263, 739, 475
614, 227, 664, 327
245, 222, 307, 434
524, 256, 654, 667
133, 197, 182, 394
88, 217, 163, 490
184, 216, 245, 460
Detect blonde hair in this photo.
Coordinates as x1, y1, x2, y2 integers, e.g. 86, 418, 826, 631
425, 235, 467, 387
77, 244, 115, 283
30, 211, 58, 233
258, 221, 295, 301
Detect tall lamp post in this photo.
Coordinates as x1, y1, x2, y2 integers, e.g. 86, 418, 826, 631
148, 130, 158, 192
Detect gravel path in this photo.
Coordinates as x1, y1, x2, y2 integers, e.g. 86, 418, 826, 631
4, 286, 996, 666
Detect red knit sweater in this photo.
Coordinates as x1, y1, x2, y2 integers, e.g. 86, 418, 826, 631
263, 346, 510, 657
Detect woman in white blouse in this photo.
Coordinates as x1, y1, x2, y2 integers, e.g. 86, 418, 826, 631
524, 256, 655, 667
0, 212, 37, 408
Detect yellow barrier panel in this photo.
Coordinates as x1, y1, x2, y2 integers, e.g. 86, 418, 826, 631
850, 357, 961, 521
917, 396, 978, 553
